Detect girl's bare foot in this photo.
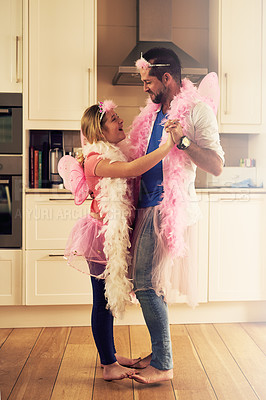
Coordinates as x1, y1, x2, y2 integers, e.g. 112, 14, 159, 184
129, 365, 173, 384
102, 361, 137, 381
130, 353, 152, 369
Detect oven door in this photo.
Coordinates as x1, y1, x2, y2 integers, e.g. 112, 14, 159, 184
0, 175, 22, 247
0, 107, 22, 154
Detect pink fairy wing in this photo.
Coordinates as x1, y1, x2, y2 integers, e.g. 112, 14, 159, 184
198, 72, 220, 115
58, 155, 89, 205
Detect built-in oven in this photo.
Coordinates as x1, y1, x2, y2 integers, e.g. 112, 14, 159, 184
0, 156, 22, 248
0, 93, 22, 154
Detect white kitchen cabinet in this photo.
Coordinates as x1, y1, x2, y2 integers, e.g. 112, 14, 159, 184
209, 193, 266, 301
25, 250, 92, 305
0, 0, 22, 92
209, 0, 262, 133
25, 193, 92, 305
0, 250, 22, 305
25, 193, 91, 250
26, 0, 97, 128
194, 192, 209, 303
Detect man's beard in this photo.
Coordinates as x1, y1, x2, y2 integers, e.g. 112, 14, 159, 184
150, 86, 166, 104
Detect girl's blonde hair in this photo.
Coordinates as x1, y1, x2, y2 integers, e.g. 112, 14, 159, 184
81, 104, 107, 144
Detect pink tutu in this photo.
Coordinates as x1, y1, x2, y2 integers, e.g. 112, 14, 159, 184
64, 214, 106, 277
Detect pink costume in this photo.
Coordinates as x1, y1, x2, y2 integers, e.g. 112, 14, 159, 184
128, 74, 224, 307
58, 135, 135, 317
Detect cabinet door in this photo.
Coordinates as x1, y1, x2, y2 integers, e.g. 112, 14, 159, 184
25, 250, 92, 305
26, 194, 91, 249
0, 0, 22, 92
220, 0, 262, 129
0, 250, 22, 305
209, 193, 266, 301
28, 0, 96, 122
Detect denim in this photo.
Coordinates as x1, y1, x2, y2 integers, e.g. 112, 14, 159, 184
90, 271, 117, 365
133, 208, 173, 370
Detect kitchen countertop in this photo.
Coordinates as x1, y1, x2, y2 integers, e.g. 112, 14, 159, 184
25, 187, 266, 194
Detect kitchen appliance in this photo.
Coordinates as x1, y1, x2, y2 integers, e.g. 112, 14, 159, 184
0, 156, 22, 248
112, 0, 208, 85
0, 93, 22, 154
49, 148, 63, 188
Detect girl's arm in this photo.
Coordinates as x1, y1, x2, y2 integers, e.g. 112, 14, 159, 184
95, 132, 175, 178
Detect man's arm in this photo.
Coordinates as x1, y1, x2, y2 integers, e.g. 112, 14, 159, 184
182, 142, 223, 176
165, 102, 224, 176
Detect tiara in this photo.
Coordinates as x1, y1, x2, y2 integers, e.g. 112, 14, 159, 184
98, 100, 117, 121
135, 53, 170, 70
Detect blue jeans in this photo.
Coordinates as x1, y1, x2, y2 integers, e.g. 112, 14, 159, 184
133, 208, 173, 370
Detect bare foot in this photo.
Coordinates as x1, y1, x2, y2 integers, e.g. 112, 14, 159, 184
115, 354, 141, 367
101, 354, 141, 369
102, 361, 137, 381
130, 353, 152, 369
129, 365, 173, 384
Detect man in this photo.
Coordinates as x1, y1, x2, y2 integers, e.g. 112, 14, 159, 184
129, 48, 224, 384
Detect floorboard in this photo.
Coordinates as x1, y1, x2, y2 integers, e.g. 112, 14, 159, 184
187, 324, 259, 400
241, 322, 266, 354
214, 323, 266, 400
8, 327, 70, 400
171, 325, 216, 400
0, 328, 41, 400
0, 323, 265, 400
51, 327, 97, 400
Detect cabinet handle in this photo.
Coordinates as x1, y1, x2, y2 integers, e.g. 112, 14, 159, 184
88, 68, 90, 103
16, 36, 20, 83
224, 73, 229, 115
48, 198, 73, 201
48, 254, 65, 257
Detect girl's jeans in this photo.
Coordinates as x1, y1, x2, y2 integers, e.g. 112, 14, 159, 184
133, 208, 173, 370
90, 271, 117, 365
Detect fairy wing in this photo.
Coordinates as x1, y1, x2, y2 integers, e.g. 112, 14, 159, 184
198, 72, 220, 115
58, 155, 89, 205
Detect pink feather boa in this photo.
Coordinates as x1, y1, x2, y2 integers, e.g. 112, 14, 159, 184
129, 78, 203, 257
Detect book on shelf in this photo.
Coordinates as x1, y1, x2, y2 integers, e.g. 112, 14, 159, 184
38, 150, 42, 188
30, 146, 35, 188
34, 149, 39, 188
29, 147, 44, 189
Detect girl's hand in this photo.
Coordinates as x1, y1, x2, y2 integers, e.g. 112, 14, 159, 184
164, 119, 183, 145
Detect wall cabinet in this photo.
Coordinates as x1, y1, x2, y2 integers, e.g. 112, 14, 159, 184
0, 250, 22, 305
209, 193, 266, 301
25, 194, 92, 305
0, 0, 22, 92
209, 0, 263, 134
25, 0, 97, 129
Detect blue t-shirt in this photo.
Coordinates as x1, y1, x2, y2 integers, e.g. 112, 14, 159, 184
138, 108, 166, 208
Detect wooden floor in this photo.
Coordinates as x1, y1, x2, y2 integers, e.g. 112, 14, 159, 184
0, 323, 265, 400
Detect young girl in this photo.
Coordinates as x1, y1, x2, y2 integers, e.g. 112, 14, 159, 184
58, 100, 180, 381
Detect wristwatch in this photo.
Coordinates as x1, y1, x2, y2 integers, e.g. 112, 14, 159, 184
176, 136, 191, 150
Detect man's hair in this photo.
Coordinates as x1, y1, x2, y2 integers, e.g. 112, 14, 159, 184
143, 47, 182, 84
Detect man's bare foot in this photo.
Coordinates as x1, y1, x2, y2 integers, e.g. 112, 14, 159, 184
115, 354, 141, 367
129, 365, 173, 384
102, 361, 137, 381
101, 354, 141, 369
130, 353, 152, 369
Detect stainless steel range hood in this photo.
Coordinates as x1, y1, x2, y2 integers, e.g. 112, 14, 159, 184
112, 0, 208, 86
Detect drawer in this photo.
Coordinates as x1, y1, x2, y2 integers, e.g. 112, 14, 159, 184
25, 249, 92, 305
26, 194, 91, 249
